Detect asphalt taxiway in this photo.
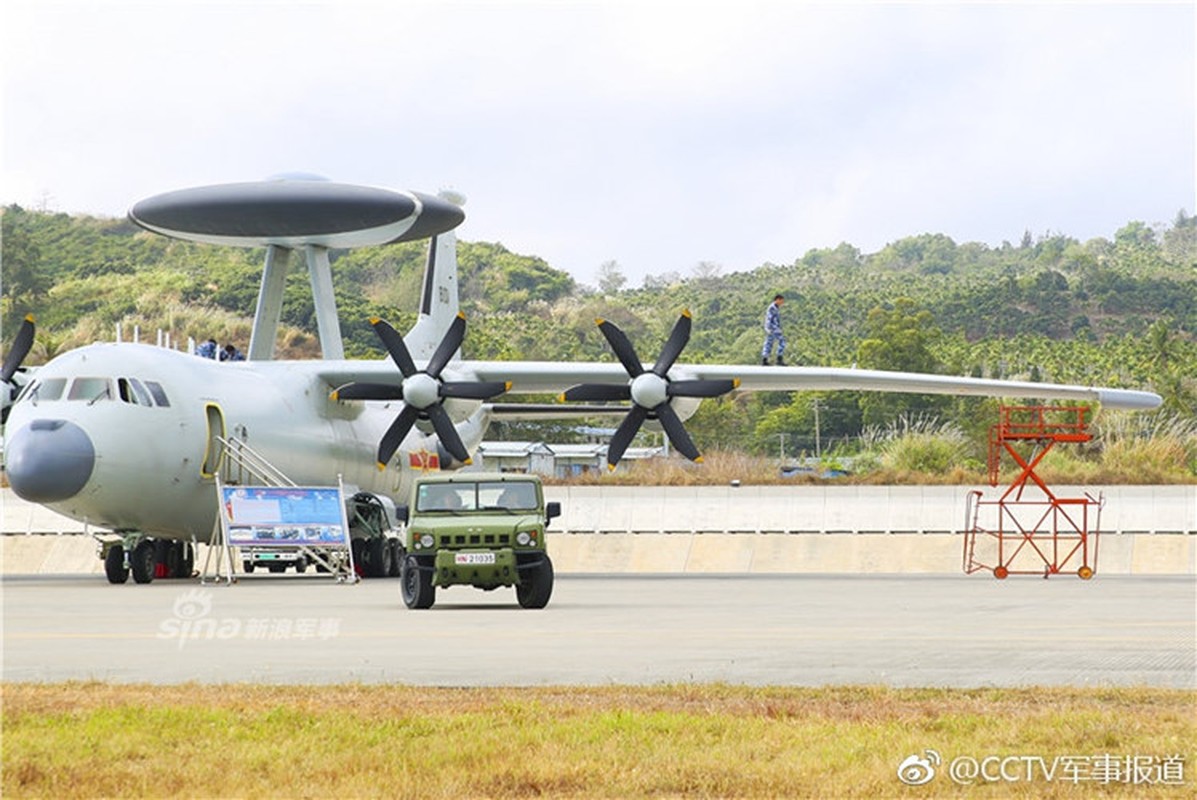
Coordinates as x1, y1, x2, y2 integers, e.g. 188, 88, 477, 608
3, 574, 1193, 687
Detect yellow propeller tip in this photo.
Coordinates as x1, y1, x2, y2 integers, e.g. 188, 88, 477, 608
376, 462, 387, 472
732, 378, 741, 389
368, 316, 381, 325
595, 317, 606, 326
607, 464, 617, 472
504, 381, 513, 391
557, 393, 567, 403
681, 308, 692, 318
24, 314, 35, 323
456, 311, 467, 320
463, 458, 473, 466
695, 456, 705, 464
330, 391, 340, 401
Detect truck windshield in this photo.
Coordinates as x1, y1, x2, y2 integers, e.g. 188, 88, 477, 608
415, 481, 538, 513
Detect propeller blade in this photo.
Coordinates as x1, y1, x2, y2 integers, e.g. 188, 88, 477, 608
377, 404, 421, 468
667, 378, 740, 398
426, 312, 467, 377
2, 315, 35, 384
655, 403, 702, 462
651, 310, 691, 377
561, 384, 632, 402
426, 402, 471, 464
596, 319, 644, 377
606, 404, 649, 469
439, 380, 511, 400
331, 382, 404, 402
372, 318, 417, 377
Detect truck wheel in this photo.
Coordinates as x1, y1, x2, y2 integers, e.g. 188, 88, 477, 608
517, 554, 554, 609
104, 546, 129, 584
388, 540, 404, 577
368, 538, 391, 578
295, 556, 308, 574
243, 561, 255, 574
400, 555, 435, 609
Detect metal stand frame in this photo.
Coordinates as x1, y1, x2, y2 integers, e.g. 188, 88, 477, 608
963, 406, 1102, 579
200, 437, 358, 585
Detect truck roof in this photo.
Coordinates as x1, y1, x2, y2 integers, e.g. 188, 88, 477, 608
412, 472, 541, 485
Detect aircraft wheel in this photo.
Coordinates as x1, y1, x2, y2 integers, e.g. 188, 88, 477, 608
181, 543, 195, 577
131, 540, 156, 584
164, 541, 183, 579
104, 546, 129, 584
516, 555, 554, 610
400, 555, 435, 609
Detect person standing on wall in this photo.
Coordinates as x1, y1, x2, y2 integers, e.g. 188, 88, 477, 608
761, 293, 786, 366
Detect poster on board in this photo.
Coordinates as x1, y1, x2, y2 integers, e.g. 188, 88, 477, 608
220, 486, 347, 547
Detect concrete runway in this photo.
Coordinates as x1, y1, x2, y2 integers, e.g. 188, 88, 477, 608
3, 574, 1193, 688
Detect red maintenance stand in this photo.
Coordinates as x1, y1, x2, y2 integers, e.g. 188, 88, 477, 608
963, 405, 1102, 579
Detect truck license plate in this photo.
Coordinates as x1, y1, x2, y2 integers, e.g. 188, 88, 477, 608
455, 552, 496, 566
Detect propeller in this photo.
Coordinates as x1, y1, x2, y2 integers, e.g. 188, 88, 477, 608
331, 314, 509, 469
561, 310, 739, 469
2, 314, 35, 425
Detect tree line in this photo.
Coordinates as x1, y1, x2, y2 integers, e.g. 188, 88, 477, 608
3, 204, 1195, 463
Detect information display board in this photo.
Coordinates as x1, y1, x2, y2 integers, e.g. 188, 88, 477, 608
220, 486, 347, 546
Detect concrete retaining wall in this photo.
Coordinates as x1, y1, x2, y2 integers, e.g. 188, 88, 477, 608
4, 486, 1194, 576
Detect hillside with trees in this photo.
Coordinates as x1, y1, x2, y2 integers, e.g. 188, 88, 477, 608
3, 204, 1195, 474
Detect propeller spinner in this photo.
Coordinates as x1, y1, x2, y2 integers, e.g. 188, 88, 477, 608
332, 314, 509, 468
2, 314, 35, 424
562, 310, 738, 469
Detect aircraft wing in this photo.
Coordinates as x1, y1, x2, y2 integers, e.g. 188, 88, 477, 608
465, 361, 1161, 411
315, 360, 1160, 411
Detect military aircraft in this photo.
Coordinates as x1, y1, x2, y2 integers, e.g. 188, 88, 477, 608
2, 177, 1162, 584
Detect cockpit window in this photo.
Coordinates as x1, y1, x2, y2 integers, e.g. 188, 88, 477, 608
117, 377, 154, 406
144, 380, 171, 407
67, 377, 112, 403
32, 378, 67, 402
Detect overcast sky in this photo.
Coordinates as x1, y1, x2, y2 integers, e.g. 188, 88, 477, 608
3, 1, 1193, 287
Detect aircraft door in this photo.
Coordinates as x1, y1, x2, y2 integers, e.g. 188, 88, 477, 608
200, 403, 226, 478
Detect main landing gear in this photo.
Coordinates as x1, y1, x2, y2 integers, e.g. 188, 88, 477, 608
102, 536, 195, 585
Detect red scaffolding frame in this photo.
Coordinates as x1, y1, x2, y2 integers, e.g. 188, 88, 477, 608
963, 405, 1102, 579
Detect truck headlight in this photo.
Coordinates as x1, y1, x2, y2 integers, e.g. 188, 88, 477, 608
516, 531, 531, 546
419, 534, 435, 549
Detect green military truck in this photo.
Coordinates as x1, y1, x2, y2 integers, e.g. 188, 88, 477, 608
396, 473, 561, 609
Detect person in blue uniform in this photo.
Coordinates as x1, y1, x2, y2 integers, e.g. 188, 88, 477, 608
761, 294, 786, 366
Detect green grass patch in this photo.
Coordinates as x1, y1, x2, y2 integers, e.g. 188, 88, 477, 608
3, 683, 1194, 798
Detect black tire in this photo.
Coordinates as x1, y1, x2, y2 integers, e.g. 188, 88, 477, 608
517, 554, 554, 609
131, 540, 156, 584
400, 555, 435, 609
367, 538, 391, 578
268, 563, 285, 574
165, 541, 183, 579
295, 556, 308, 574
388, 540, 404, 577
351, 538, 365, 576
181, 542, 194, 577
104, 546, 129, 584
243, 561, 255, 574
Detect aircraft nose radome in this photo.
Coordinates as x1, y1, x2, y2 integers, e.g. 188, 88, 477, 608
6, 420, 95, 502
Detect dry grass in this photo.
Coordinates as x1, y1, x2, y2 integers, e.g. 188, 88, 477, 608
3, 683, 1194, 798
